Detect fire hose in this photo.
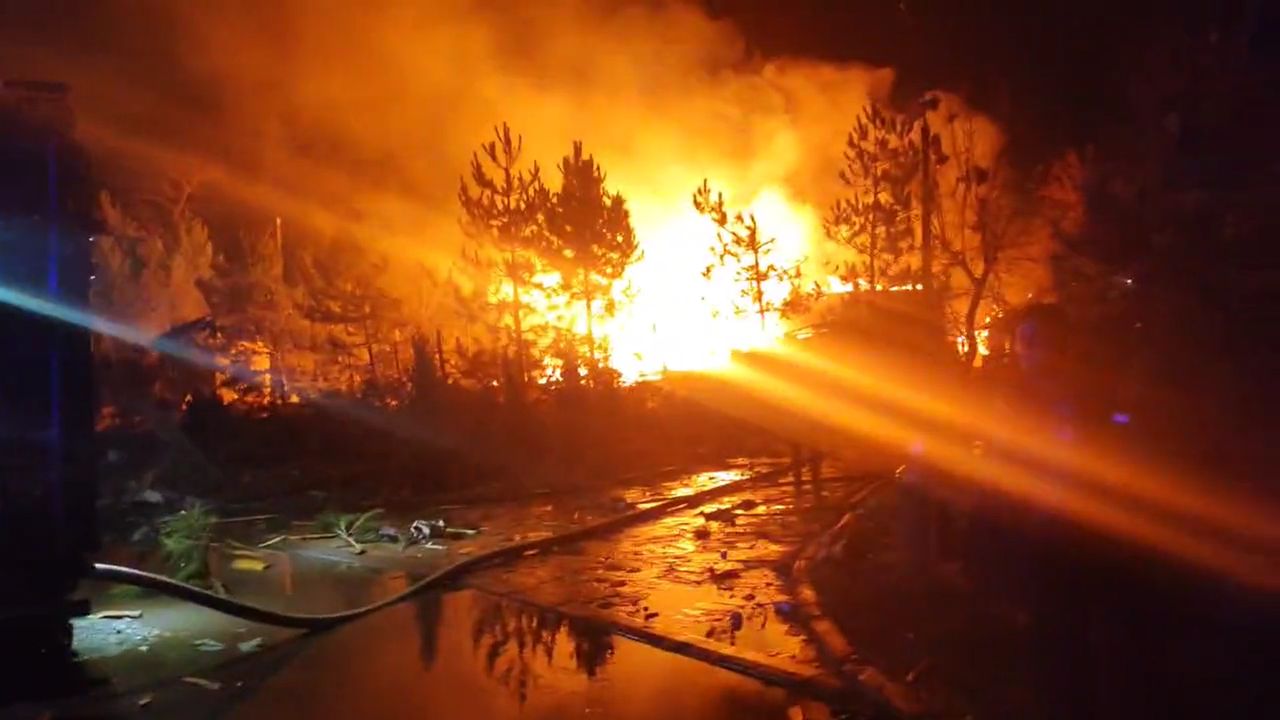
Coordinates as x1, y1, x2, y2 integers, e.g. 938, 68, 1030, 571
85, 468, 899, 713
87, 467, 796, 630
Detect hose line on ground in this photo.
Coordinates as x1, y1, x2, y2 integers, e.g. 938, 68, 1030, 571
88, 468, 794, 630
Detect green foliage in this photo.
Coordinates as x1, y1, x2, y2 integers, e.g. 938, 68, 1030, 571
315, 508, 385, 544
158, 502, 216, 586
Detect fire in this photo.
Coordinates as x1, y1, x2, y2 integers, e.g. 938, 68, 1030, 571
599, 185, 819, 382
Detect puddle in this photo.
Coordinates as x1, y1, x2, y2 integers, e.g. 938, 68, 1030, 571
67, 552, 409, 694
467, 477, 867, 669
195, 590, 843, 720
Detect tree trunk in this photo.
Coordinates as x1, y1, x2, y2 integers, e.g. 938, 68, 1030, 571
391, 334, 403, 380
435, 328, 448, 381
361, 319, 378, 382
920, 116, 934, 293
582, 268, 596, 374
869, 173, 881, 290
752, 245, 767, 330
511, 275, 527, 389
963, 267, 992, 367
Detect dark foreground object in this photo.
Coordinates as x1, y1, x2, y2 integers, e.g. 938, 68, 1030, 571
812, 482, 1280, 719
1, 78, 98, 705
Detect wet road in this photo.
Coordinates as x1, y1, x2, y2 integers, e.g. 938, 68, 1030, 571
228, 590, 838, 720
48, 590, 843, 720
26, 465, 875, 718
467, 473, 870, 671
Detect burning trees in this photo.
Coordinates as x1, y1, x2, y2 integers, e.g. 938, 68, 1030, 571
932, 109, 1077, 366
458, 122, 551, 394
693, 179, 804, 331
547, 141, 639, 380
198, 219, 296, 400
297, 235, 405, 398
825, 104, 922, 291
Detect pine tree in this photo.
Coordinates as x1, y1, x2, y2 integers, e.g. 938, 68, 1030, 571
825, 104, 922, 290
458, 123, 550, 392
693, 180, 803, 330
298, 235, 403, 395
547, 141, 639, 376
197, 218, 294, 398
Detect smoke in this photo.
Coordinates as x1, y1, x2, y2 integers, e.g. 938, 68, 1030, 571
5, 0, 1040, 377
2, 0, 895, 263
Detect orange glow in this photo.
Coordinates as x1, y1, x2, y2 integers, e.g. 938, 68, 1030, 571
600, 186, 819, 380
672, 341, 1280, 590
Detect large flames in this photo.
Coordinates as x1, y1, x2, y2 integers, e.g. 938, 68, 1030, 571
57, 0, 1033, 391
599, 185, 820, 381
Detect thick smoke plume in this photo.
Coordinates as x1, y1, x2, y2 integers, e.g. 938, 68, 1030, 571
3, 0, 895, 259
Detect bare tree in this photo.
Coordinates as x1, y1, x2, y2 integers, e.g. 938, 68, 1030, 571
547, 141, 639, 378
693, 179, 804, 330
935, 113, 1061, 366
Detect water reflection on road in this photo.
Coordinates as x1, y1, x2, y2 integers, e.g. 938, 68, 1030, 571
467, 472, 869, 669
223, 590, 834, 720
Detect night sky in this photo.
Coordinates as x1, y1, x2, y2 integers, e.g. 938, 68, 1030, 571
1, 0, 1272, 168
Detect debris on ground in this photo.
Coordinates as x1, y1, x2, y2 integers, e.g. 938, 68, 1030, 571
181, 677, 222, 691
211, 514, 277, 525
708, 566, 743, 583
237, 637, 264, 653
132, 489, 165, 505
700, 506, 738, 524
90, 609, 142, 619
409, 519, 446, 544
192, 638, 225, 652
137, 694, 153, 708
408, 518, 481, 546
229, 557, 270, 572
316, 508, 384, 554
158, 503, 216, 587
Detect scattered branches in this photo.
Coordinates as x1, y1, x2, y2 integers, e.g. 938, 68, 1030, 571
158, 502, 217, 586
315, 508, 384, 554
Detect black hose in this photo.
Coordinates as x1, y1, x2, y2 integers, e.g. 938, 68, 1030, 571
88, 468, 790, 630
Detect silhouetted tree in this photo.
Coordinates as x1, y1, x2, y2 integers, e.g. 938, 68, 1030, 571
693, 180, 804, 330
408, 331, 439, 407
825, 104, 921, 289
458, 123, 550, 394
198, 218, 295, 398
935, 111, 1083, 366
94, 184, 212, 334
547, 141, 639, 377
298, 236, 404, 396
